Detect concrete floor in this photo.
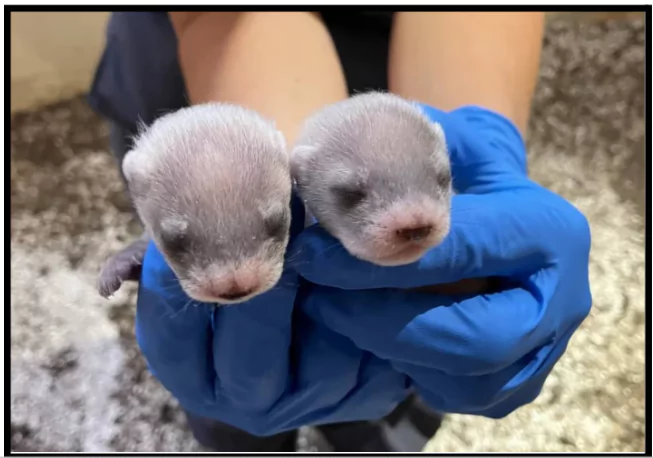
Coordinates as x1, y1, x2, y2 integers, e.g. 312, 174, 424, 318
9, 16, 646, 452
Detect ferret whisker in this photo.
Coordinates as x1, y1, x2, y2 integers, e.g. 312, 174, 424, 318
315, 241, 347, 257
283, 251, 303, 264
156, 283, 187, 293
281, 265, 303, 276
156, 275, 184, 285
283, 260, 313, 271
157, 280, 181, 289
157, 276, 190, 289
156, 295, 188, 319
165, 298, 195, 319
283, 241, 344, 266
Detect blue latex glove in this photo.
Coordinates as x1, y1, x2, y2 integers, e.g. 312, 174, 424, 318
134, 194, 410, 437
288, 104, 593, 417
134, 103, 592, 436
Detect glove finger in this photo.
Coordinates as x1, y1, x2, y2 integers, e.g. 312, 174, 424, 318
308, 270, 558, 376
135, 241, 219, 406
291, 188, 555, 290
392, 331, 562, 415
207, 305, 408, 436
256, 310, 407, 433
210, 268, 299, 412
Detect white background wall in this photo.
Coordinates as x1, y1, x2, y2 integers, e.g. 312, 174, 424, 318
10, 12, 110, 113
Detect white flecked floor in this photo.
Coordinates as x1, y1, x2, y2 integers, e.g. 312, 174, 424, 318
10, 17, 646, 453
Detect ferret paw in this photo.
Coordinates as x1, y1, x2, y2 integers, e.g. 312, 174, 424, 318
97, 240, 148, 298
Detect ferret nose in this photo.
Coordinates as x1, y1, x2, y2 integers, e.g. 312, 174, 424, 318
218, 286, 255, 301
396, 225, 433, 242
203, 267, 263, 303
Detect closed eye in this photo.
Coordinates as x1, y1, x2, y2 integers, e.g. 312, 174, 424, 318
159, 217, 190, 255
162, 231, 189, 255
264, 212, 289, 241
331, 183, 367, 210
437, 170, 452, 190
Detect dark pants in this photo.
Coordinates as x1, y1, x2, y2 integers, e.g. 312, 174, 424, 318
183, 395, 442, 452
105, 11, 442, 452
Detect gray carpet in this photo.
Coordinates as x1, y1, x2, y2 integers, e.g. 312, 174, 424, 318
9, 17, 646, 453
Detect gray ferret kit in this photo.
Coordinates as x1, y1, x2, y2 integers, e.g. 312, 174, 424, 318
98, 103, 292, 305
291, 92, 490, 295
99, 92, 490, 302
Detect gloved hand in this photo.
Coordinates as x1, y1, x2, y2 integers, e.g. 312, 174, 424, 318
288, 104, 593, 417
134, 103, 592, 436
134, 194, 410, 437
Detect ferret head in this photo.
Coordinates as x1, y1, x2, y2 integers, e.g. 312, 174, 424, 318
122, 103, 292, 305
291, 92, 452, 266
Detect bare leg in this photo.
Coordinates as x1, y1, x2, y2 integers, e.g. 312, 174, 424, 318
170, 11, 349, 143
388, 12, 544, 134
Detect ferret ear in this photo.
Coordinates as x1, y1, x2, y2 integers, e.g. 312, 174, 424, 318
329, 164, 367, 189
276, 130, 287, 149
259, 198, 283, 218
160, 216, 188, 238
429, 121, 450, 162
272, 129, 289, 160
158, 216, 189, 251
431, 122, 447, 147
121, 148, 152, 196
289, 144, 318, 181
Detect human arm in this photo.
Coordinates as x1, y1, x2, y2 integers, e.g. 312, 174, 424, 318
388, 12, 544, 134
169, 11, 348, 142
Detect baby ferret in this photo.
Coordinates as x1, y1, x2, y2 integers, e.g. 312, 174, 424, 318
98, 103, 292, 305
291, 92, 491, 295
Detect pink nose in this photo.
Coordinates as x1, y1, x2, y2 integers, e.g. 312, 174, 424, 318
395, 224, 433, 242
217, 285, 256, 301
203, 272, 261, 302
